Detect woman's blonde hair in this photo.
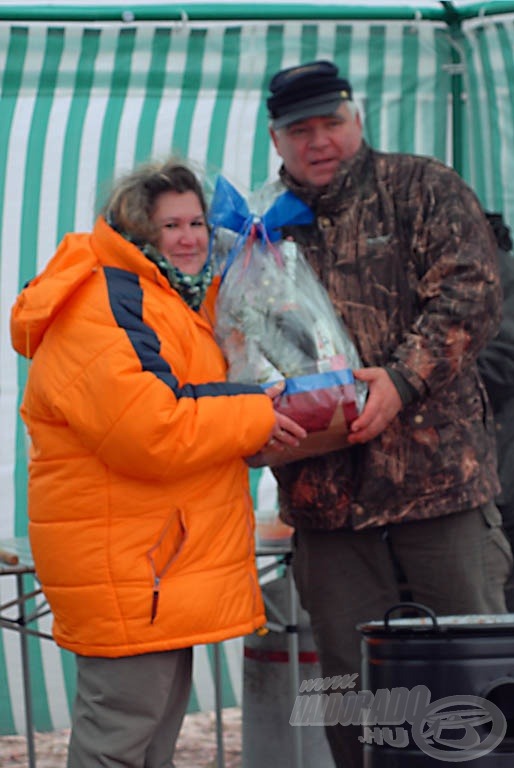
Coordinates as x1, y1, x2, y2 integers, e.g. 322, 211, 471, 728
102, 159, 207, 245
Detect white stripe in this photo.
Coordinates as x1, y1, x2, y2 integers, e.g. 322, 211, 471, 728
0, 26, 9, 76
37, 611, 71, 730
187, 26, 222, 172
220, 24, 265, 191
73, 27, 118, 230
37, 94, 74, 268
74, 94, 109, 230
255, 467, 278, 513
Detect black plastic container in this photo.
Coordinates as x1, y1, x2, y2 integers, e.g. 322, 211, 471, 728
358, 603, 514, 766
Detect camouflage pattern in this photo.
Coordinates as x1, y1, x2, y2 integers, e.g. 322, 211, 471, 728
265, 142, 502, 530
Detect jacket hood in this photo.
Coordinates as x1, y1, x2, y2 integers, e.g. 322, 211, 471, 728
10, 234, 97, 358
10, 217, 162, 359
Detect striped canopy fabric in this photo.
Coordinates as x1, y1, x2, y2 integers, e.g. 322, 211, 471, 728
1, 3, 514, 735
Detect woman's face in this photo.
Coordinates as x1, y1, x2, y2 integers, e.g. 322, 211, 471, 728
151, 190, 209, 275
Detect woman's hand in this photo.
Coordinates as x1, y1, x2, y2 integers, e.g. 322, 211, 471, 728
264, 381, 307, 450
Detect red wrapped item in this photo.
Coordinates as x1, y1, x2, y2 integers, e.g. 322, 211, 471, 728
247, 369, 360, 467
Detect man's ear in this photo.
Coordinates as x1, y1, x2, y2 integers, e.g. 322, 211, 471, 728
269, 126, 280, 151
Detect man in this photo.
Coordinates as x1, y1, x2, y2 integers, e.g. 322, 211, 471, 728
257, 60, 512, 767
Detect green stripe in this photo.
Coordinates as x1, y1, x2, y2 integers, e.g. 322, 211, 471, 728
496, 21, 514, 214
171, 28, 207, 159
186, 676, 201, 713
433, 28, 451, 161
0, 634, 16, 735
134, 27, 172, 165
300, 24, 318, 62
251, 24, 284, 189
60, 647, 77, 714
249, 468, 264, 505
57, 28, 101, 238
334, 24, 353, 79
460, 33, 486, 201
449, 23, 466, 177
365, 26, 386, 148
206, 26, 241, 175
497, 21, 514, 136
399, 25, 419, 153
206, 644, 237, 707
475, 25, 502, 210
0, 28, 29, 250
95, 28, 137, 210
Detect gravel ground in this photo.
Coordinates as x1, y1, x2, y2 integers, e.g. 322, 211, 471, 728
0, 707, 242, 767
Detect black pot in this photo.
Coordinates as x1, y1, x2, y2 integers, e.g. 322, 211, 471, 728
357, 603, 514, 766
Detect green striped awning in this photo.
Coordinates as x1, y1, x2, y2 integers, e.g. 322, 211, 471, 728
1, 6, 514, 735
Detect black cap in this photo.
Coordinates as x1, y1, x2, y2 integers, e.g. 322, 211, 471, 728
267, 60, 353, 129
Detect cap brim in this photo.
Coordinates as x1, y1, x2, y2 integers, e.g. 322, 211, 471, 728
270, 96, 344, 129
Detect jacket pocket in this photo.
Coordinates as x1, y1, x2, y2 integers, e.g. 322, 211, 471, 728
147, 509, 187, 623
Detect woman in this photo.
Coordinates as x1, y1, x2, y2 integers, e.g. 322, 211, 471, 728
10, 159, 305, 767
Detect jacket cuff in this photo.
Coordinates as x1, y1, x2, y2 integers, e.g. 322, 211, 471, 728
385, 367, 419, 406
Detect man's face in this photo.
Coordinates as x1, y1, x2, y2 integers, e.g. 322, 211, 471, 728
270, 103, 363, 188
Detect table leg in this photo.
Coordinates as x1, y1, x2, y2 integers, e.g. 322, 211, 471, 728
286, 557, 303, 768
17, 572, 37, 768
213, 643, 225, 768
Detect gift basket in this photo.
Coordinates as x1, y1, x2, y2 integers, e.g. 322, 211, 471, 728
209, 176, 367, 466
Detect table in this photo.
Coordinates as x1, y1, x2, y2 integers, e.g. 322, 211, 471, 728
0, 537, 300, 768
0, 537, 51, 768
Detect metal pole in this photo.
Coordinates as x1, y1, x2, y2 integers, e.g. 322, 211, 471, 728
213, 643, 225, 768
285, 554, 303, 768
17, 572, 37, 768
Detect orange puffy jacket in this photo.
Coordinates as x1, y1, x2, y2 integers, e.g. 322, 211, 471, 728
10, 216, 274, 657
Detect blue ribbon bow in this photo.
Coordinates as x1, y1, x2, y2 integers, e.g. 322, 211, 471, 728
208, 175, 314, 277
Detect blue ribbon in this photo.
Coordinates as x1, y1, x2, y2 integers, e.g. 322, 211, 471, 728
208, 175, 314, 277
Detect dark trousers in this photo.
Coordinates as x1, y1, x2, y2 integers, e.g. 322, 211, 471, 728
292, 503, 513, 768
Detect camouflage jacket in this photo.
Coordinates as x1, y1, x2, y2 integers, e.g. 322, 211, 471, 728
260, 141, 502, 530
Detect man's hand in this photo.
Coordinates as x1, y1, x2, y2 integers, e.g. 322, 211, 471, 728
347, 368, 402, 444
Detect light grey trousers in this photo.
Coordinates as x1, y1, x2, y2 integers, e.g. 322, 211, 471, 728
292, 503, 513, 768
66, 647, 192, 768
